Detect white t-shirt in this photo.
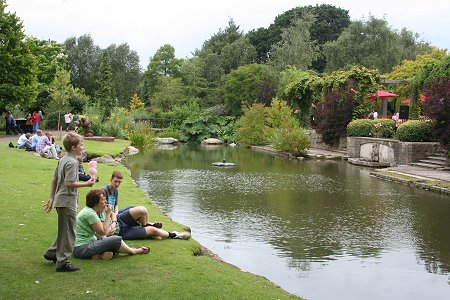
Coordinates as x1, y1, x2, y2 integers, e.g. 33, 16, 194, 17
17, 134, 29, 145
64, 113, 71, 123
373, 111, 378, 119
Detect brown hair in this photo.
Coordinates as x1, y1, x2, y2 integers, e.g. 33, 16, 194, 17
62, 132, 83, 152
110, 171, 123, 180
85, 189, 106, 208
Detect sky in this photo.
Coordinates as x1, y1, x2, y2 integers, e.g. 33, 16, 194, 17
7, 0, 450, 68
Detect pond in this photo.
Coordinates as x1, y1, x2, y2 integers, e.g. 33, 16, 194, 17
125, 144, 450, 299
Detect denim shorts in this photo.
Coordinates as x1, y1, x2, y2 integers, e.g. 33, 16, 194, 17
117, 206, 147, 240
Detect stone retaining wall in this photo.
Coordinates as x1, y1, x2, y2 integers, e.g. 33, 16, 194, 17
347, 136, 442, 166
306, 129, 347, 151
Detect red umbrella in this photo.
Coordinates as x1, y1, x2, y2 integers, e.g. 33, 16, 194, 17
402, 96, 426, 103
402, 99, 411, 103
368, 90, 399, 100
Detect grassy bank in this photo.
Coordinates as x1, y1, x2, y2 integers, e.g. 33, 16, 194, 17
0, 140, 298, 299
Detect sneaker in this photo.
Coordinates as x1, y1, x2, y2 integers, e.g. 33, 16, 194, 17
172, 231, 191, 240
43, 254, 57, 263
92, 252, 113, 260
56, 263, 80, 272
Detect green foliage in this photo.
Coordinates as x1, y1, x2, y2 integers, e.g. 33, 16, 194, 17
272, 125, 309, 155
96, 52, 114, 120
127, 121, 156, 148
170, 102, 236, 143
268, 99, 309, 153
64, 34, 101, 98
387, 49, 447, 99
270, 13, 320, 71
223, 64, 275, 116
104, 43, 141, 107
0, 0, 38, 110
284, 70, 320, 127
150, 77, 189, 111
324, 16, 431, 73
412, 54, 450, 91
409, 103, 421, 120
236, 103, 269, 146
396, 120, 431, 142
347, 119, 396, 138
158, 125, 181, 139
347, 119, 374, 137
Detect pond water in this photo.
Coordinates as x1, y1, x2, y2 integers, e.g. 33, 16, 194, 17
125, 144, 450, 299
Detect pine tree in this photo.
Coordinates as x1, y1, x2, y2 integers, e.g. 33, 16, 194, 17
96, 52, 114, 120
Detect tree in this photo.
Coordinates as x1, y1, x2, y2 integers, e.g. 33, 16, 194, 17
150, 77, 187, 111
0, 0, 38, 110
223, 64, 276, 116
47, 68, 73, 132
323, 16, 432, 73
422, 77, 450, 159
129, 93, 144, 112
143, 44, 182, 101
220, 37, 257, 74
105, 43, 141, 107
270, 14, 320, 71
247, 4, 350, 71
64, 34, 101, 98
200, 19, 242, 55
96, 52, 114, 120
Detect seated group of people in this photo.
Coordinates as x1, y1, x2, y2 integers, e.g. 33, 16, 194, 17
14, 130, 59, 159
45, 171, 191, 263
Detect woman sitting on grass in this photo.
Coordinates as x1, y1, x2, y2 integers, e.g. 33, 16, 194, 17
73, 189, 149, 260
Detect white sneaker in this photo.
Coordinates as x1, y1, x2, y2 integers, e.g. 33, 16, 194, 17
172, 231, 191, 240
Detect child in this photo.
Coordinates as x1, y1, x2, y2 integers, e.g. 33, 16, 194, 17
43, 132, 95, 272
78, 157, 99, 182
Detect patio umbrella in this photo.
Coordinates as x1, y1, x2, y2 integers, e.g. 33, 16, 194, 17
401, 96, 426, 103
367, 90, 399, 100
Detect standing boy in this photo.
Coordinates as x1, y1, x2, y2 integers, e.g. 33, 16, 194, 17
43, 132, 95, 272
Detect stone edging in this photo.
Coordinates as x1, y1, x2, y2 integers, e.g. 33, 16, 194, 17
370, 171, 450, 195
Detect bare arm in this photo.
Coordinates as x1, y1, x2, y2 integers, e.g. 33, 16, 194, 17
43, 176, 57, 213
64, 178, 95, 188
92, 205, 115, 237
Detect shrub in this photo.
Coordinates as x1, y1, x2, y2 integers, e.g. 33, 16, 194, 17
236, 103, 269, 146
158, 126, 181, 140
347, 119, 373, 137
396, 120, 431, 142
127, 121, 156, 148
272, 126, 309, 155
347, 119, 396, 138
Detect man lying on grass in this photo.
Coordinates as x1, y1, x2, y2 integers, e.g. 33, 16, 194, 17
102, 171, 191, 240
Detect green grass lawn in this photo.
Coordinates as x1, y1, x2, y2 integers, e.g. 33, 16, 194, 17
0, 141, 298, 299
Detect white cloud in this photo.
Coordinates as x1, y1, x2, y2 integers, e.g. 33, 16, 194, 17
7, 0, 450, 67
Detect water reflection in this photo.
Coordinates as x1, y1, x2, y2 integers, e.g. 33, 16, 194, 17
125, 144, 450, 299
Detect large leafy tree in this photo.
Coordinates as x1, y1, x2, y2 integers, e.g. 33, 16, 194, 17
223, 64, 276, 116
150, 76, 187, 111
47, 68, 73, 131
64, 34, 101, 98
269, 14, 319, 71
143, 44, 182, 101
324, 16, 431, 73
105, 43, 141, 107
247, 4, 350, 71
0, 0, 38, 110
200, 19, 242, 55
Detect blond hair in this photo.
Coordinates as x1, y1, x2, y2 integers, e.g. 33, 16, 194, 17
62, 132, 83, 152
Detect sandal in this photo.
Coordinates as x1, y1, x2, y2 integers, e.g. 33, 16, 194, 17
143, 222, 163, 229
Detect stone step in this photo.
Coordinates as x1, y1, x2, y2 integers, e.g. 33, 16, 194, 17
428, 156, 447, 161
419, 159, 447, 166
411, 162, 443, 169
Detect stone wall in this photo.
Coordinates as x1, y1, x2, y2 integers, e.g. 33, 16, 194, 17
306, 129, 347, 151
347, 136, 442, 166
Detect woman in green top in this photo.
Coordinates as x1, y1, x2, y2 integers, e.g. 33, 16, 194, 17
73, 189, 149, 259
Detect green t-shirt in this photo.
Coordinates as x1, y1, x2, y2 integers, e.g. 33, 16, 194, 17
99, 210, 120, 235
75, 207, 101, 247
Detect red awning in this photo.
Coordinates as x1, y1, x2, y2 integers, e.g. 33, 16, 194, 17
368, 90, 399, 99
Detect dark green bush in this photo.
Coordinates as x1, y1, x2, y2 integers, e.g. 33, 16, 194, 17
347, 119, 373, 137
347, 119, 396, 138
396, 120, 431, 142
